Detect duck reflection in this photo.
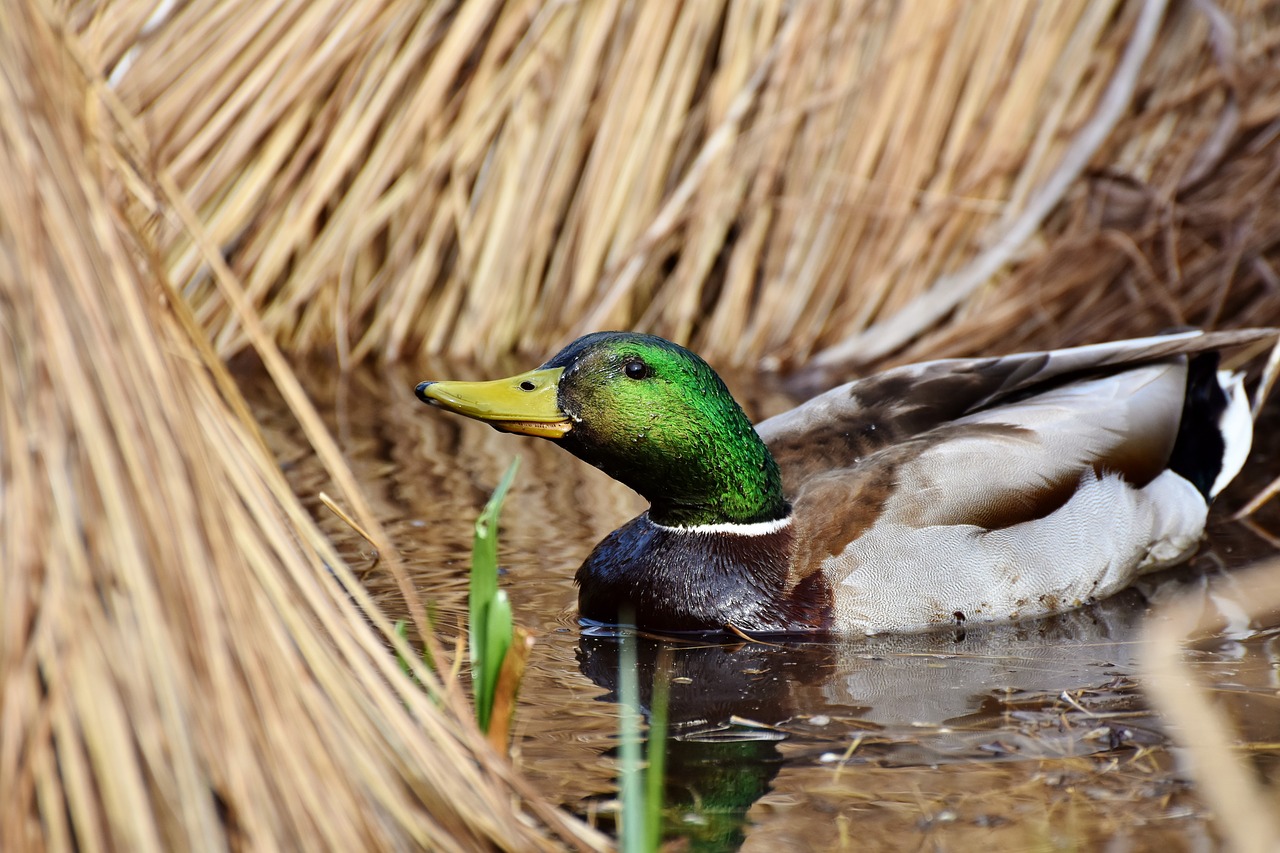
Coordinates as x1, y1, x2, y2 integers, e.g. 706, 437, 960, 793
575, 589, 1154, 849
577, 631, 829, 851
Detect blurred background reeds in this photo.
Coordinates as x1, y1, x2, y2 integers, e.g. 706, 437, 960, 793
69, 0, 1280, 371
4, 0, 1280, 849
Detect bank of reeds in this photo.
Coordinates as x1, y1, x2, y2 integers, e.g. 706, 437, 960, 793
78, 0, 1280, 371
7, 0, 1280, 849
0, 3, 601, 850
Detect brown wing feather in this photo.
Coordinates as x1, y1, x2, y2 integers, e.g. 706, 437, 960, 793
758, 329, 1274, 483
762, 357, 1021, 489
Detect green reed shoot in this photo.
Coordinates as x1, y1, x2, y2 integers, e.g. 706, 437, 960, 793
390, 457, 527, 747
646, 648, 670, 845
618, 632, 670, 852
470, 457, 522, 734
393, 618, 426, 681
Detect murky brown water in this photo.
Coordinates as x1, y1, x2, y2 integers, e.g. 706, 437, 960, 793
242, 357, 1280, 852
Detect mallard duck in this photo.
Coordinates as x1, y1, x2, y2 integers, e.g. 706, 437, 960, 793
415, 329, 1272, 635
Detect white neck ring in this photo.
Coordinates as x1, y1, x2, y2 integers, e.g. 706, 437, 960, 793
650, 514, 793, 537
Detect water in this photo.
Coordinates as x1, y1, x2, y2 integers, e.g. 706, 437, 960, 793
242, 357, 1280, 851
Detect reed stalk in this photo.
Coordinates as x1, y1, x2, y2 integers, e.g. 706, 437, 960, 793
0, 2, 602, 849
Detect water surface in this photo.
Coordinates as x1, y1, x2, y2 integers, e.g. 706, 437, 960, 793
243, 358, 1280, 851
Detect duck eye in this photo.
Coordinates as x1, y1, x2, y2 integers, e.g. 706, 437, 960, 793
624, 359, 651, 380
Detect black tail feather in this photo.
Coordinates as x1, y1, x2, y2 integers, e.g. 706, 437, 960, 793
1167, 353, 1228, 499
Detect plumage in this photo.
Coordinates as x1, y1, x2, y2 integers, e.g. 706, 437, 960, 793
415, 329, 1274, 635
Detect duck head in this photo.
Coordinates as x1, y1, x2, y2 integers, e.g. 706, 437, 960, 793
416, 332, 788, 528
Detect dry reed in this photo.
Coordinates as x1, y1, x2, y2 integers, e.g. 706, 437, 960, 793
67, 0, 1280, 370
0, 1, 602, 850
8, 0, 1280, 848
1141, 557, 1280, 853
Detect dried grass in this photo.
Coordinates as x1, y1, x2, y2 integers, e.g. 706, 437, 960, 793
1141, 557, 1280, 853
8, 0, 1280, 848
66, 0, 1280, 370
0, 2, 602, 850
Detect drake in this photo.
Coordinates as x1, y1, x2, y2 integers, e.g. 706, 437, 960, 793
415, 329, 1272, 635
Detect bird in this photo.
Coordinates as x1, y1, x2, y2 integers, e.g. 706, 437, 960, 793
415, 329, 1272, 635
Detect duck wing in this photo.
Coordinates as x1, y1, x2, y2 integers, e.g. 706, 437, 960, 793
756, 328, 1271, 489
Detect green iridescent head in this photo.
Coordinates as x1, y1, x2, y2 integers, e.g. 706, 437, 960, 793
416, 332, 787, 527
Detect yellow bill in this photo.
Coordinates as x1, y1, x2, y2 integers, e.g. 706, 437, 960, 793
415, 367, 571, 439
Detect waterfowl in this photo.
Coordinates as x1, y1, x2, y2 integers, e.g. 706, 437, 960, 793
415, 329, 1272, 635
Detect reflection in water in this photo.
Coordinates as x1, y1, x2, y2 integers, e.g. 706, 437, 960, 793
576, 612, 1280, 849
241, 358, 1280, 851
574, 601, 1159, 848
577, 632, 819, 851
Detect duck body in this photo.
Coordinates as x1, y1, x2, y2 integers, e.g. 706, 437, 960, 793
416, 329, 1271, 635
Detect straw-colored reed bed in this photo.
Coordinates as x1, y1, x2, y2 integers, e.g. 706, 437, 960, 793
7, 0, 1280, 849
75, 0, 1280, 370
0, 2, 601, 850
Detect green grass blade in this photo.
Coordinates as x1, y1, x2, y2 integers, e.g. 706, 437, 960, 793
470, 456, 520, 732
645, 648, 671, 846
393, 619, 414, 681
618, 632, 651, 852
478, 590, 514, 731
